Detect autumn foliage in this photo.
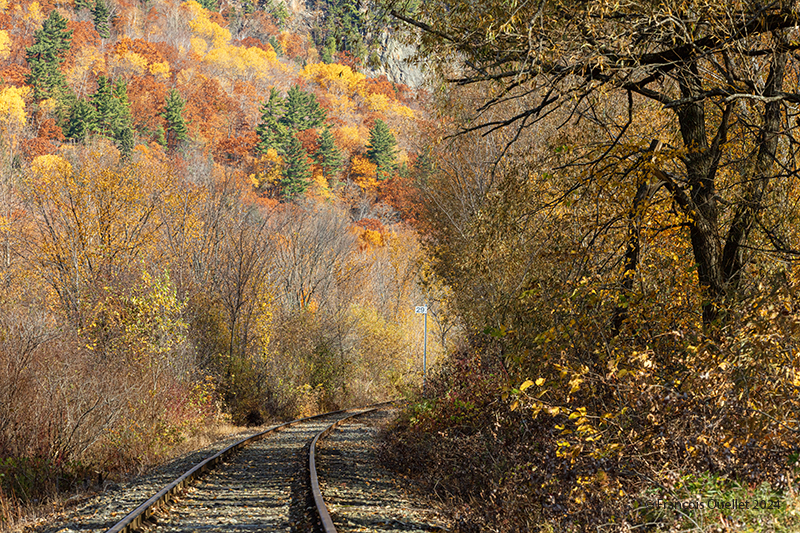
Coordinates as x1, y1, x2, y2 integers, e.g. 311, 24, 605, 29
0, 0, 431, 522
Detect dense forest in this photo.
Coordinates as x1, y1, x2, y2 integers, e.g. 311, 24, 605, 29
4, 0, 800, 531
0, 0, 443, 517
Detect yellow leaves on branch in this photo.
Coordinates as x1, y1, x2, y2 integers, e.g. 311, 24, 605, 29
182, 1, 278, 80
30, 154, 72, 177
302, 62, 366, 96
350, 154, 378, 190
0, 30, 10, 60
183, 0, 231, 48
0, 86, 28, 129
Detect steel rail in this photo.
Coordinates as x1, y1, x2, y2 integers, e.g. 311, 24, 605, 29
309, 404, 388, 533
104, 408, 352, 533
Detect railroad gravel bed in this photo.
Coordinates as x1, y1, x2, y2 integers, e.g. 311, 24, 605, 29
141, 415, 349, 533
29, 428, 259, 533
316, 409, 450, 532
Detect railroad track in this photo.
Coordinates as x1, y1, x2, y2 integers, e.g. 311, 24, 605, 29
83, 403, 447, 533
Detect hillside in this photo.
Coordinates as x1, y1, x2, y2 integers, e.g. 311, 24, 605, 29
0, 0, 443, 520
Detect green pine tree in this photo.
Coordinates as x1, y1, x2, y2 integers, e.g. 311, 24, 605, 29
65, 98, 98, 142
281, 136, 312, 200
255, 88, 290, 155
314, 126, 342, 181
153, 125, 167, 147
282, 85, 326, 132
74, 0, 93, 10
366, 119, 397, 181
91, 76, 135, 155
160, 88, 188, 150
25, 10, 73, 102
92, 0, 111, 38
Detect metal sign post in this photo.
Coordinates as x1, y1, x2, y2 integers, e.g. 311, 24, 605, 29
415, 305, 428, 393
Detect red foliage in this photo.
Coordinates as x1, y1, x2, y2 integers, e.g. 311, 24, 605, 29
334, 51, 360, 70
354, 217, 386, 233
213, 131, 258, 165
38, 118, 65, 142
234, 37, 270, 51
21, 137, 57, 161
182, 77, 236, 145
128, 74, 169, 135
378, 173, 421, 226
296, 128, 319, 155
0, 64, 30, 86
115, 37, 166, 65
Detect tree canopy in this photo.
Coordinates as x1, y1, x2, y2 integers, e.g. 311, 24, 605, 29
391, 0, 800, 326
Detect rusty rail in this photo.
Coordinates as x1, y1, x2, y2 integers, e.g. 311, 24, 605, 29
104, 408, 348, 533
309, 404, 389, 533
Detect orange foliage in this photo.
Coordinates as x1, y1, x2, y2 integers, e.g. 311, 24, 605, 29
21, 136, 56, 160
181, 76, 235, 146
38, 117, 64, 141
0, 64, 30, 86
364, 75, 395, 98
150, 41, 181, 67
234, 36, 270, 51
334, 50, 360, 70
253, 11, 279, 37
277, 32, 305, 61
378, 172, 420, 225
214, 131, 258, 165
128, 74, 169, 134
296, 128, 319, 155
114, 37, 166, 66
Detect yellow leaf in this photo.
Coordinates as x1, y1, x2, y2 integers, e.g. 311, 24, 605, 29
535, 377, 545, 386
510, 400, 519, 411
520, 379, 534, 392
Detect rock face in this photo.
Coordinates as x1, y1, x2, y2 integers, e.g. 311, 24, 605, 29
365, 31, 428, 89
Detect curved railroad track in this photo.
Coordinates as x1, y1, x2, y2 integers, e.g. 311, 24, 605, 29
63, 403, 448, 533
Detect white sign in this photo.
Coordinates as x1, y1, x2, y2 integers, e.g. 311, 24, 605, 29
415, 306, 428, 314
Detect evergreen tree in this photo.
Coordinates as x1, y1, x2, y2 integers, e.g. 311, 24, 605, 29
91, 76, 135, 155
255, 88, 289, 154
160, 89, 188, 150
74, 0, 93, 10
281, 136, 311, 200
314, 126, 342, 180
92, 0, 111, 38
25, 10, 73, 102
282, 85, 326, 133
65, 98, 98, 142
366, 119, 397, 181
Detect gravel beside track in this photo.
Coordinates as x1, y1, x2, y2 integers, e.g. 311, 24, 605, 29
141, 414, 350, 533
29, 429, 258, 533
316, 409, 450, 532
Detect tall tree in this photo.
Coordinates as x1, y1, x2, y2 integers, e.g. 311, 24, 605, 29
281, 136, 312, 200
391, 1, 800, 326
314, 126, 342, 181
365, 119, 397, 181
255, 88, 289, 155
65, 98, 98, 142
282, 85, 326, 133
161, 89, 188, 150
91, 77, 135, 155
92, 0, 111, 38
25, 10, 73, 102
